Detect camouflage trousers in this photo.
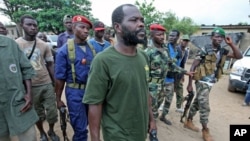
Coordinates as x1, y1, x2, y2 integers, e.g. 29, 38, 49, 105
174, 79, 184, 109
159, 82, 174, 117
188, 81, 212, 124
149, 82, 164, 119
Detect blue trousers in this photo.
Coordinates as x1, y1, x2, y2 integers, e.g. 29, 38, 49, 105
244, 84, 250, 104
65, 87, 88, 141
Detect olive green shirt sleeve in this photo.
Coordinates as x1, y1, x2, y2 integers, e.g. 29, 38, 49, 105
83, 55, 110, 104
169, 62, 187, 74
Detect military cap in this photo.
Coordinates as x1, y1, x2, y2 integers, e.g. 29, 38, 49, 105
150, 24, 166, 31
63, 15, 72, 22
212, 27, 225, 36
93, 21, 105, 31
181, 35, 190, 41
72, 15, 92, 29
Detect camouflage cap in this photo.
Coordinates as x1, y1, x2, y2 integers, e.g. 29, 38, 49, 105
212, 27, 225, 36
63, 15, 73, 22
181, 35, 190, 41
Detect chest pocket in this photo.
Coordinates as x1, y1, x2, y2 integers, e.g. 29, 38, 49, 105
204, 53, 217, 75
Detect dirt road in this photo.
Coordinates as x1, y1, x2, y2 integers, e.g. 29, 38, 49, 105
34, 59, 250, 141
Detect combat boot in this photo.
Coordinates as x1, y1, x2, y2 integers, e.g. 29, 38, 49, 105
184, 119, 199, 132
202, 128, 214, 141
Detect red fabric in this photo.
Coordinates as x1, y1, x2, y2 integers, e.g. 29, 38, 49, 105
72, 15, 92, 29
94, 21, 105, 31
150, 24, 166, 31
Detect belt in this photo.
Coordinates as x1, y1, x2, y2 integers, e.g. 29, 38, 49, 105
66, 83, 85, 89
149, 78, 163, 83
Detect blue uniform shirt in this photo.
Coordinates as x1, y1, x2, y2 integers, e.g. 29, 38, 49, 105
55, 43, 94, 84
57, 31, 74, 48
165, 44, 179, 83
89, 38, 111, 53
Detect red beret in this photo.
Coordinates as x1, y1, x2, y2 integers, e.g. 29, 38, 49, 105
150, 24, 166, 31
72, 15, 92, 29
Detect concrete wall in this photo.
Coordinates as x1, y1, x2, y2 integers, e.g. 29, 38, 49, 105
5, 25, 19, 39
239, 33, 250, 52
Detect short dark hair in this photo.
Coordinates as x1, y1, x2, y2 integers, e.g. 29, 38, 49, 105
111, 4, 136, 26
170, 29, 180, 37
20, 14, 35, 24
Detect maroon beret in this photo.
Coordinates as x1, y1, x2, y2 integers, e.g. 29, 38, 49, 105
150, 24, 166, 31
72, 15, 92, 29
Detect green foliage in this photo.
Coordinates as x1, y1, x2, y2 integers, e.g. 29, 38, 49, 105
135, 0, 162, 30
238, 22, 249, 25
135, 0, 199, 36
0, 0, 95, 35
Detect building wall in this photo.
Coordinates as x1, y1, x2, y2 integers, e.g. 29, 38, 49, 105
6, 25, 19, 39
193, 25, 250, 36
195, 28, 248, 36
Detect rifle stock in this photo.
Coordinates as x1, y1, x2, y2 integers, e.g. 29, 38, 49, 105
180, 91, 195, 123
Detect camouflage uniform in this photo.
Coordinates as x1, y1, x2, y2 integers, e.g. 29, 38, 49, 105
146, 43, 187, 119
188, 81, 212, 124
187, 43, 229, 124
174, 45, 189, 109
174, 77, 184, 108
160, 44, 187, 118
144, 44, 169, 119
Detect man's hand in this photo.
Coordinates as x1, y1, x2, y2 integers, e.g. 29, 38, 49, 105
20, 94, 32, 113
57, 100, 66, 109
185, 71, 195, 77
148, 120, 157, 133
225, 36, 233, 45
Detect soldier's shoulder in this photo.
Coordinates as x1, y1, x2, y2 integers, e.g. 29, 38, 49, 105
58, 32, 66, 38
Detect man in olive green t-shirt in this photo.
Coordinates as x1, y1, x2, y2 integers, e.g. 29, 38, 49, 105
83, 4, 156, 141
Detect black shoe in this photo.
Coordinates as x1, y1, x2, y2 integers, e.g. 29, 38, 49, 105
47, 130, 60, 141
160, 116, 172, 125
40, 133, 48, 141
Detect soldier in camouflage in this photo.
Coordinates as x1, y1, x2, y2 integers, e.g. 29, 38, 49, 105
184, 27, 242, 141
174, 35, 190, 112
159, 30, 192, 125
144, 24, 168, 119
145, 24, 193, 120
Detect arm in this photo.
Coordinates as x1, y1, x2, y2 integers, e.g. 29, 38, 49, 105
21, 79, 33, 113
88, 104, 103, 141
46, 61, 55, 83
54, 47, 67, 108
225, 36, 243, 59
55, 79, 66, 108
187, 59, 200, 92
17, 42, 35, 112
148, 94, 156, 132
44, 44, 55, 82
169, 62, 194, 77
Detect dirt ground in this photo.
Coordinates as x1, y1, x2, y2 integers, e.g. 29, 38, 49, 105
12, 59, 250, 141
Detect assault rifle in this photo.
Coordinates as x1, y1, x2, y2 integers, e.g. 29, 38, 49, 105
180, 91, 195, 123
59, 107, 70, 141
